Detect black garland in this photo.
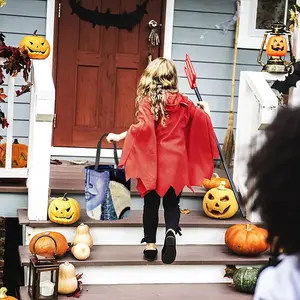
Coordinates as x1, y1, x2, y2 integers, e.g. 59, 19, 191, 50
69, 0, 149, 30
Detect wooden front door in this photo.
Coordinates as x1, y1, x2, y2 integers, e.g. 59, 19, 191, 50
54, 0, 164, 148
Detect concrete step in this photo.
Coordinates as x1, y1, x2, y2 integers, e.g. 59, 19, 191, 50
19, 244, 268, 285
19, 209, 252, 245
19, 283, 253, 300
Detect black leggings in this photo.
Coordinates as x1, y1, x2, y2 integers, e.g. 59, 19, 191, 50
142, 187, 182, 243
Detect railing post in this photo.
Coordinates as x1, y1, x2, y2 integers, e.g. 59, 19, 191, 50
27, 60, 55, 221
234, 71, 279, 223
5, 76, 15, 170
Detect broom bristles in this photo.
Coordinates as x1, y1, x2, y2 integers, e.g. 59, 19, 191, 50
221, 126, 234, 168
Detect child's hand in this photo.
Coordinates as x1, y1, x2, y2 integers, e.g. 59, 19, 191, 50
197, 101, 211, 117
106, 133, 120, 143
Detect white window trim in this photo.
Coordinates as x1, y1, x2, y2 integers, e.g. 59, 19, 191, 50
239, 0, 291, 49
46, 0, 175, 158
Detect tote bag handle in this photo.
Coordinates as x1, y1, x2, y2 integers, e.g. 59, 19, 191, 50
94, 133, 119, 170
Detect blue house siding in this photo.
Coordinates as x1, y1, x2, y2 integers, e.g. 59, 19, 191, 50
0, 0, 47, 144
172, 0, 261, 145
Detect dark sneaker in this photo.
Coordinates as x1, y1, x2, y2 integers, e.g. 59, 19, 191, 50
143, 248, 158, 261
162, 229, 176, 264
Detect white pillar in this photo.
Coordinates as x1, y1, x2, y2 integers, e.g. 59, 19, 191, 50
27, 60, 55, 221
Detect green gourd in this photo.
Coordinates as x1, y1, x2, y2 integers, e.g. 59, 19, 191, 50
225, 265, 260, 294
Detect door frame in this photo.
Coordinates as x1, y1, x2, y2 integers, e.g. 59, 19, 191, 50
46, 0, 175, 158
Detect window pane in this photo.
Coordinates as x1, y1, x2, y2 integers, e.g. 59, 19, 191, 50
256, 0, 286, 29
287, 0, 296, 26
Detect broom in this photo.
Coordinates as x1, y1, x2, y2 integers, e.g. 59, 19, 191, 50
222, 0, 240, 168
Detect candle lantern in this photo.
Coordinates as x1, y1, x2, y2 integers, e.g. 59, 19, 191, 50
28, 235, 59, 300
257, 22, 295, 73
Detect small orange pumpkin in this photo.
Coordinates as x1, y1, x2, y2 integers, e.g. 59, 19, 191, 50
0, 287, 17, 300
225, 224, 268, 256
29, 231, 69, 258
202, 173, 230, 190
0, 139, 28, 168
266, 35, 287, 57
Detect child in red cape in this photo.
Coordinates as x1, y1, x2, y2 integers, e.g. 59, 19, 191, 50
107, 58, 218, 264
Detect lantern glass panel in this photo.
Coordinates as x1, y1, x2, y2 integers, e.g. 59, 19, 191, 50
38, 268, 58, 298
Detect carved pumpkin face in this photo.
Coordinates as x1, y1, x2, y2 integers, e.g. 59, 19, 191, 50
19, 31, 50, 59
203, 181, 238, 219
0, 139, 28, 168
48, 193, 81, 225
266, 35, 287, 57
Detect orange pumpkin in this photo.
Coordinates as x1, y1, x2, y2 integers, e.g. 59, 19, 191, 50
0, 139, 28, 168
202, 173, 230, 190
29, 231, 69, 258
225, 224, 268, 256
0, 287, 17, 300
266, 35, 287, 57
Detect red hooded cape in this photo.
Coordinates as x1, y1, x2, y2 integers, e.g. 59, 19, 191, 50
119, 93, 219, 197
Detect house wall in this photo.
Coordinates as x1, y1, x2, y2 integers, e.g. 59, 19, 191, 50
172, 0, 261, 145
0, 0, 262, 149
0, 0, 47, 145
0, 0, 264, 216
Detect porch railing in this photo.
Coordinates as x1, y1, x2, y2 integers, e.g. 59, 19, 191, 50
233, 71, 285, 222
0, 74, 29, 178
0, 59, 55, 221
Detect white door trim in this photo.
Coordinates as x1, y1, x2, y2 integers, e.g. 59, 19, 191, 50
47, 0, 175, 158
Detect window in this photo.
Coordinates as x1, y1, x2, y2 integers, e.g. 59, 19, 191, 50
238, 0, 296, 49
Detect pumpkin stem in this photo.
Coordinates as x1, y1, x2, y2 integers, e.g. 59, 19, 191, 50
13, 138, 19, 144
0, 287, 8, 299
33, 29, 38, 35
217, 181, 226, 191
63, 193, 68, 200
246, 224, 252, 231
212, 173, 220, 178
224, 265, 237, 279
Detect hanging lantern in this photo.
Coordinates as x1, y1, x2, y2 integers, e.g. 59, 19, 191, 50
257, 22, 295, 73
28, 234, 59, 300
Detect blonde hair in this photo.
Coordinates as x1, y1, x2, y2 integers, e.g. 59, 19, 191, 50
136, 57, 178, 126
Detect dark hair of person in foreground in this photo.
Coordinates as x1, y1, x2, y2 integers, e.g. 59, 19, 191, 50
247, 106, 300, 255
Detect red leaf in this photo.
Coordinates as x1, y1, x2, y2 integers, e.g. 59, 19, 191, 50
1, 117, 9, 129
16, 82, 32, 97
0, 88, 7, 102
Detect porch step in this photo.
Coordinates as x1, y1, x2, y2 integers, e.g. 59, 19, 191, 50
19, 244, 269, 267
18, 209, 250, 228
19, 244, 267, 284
19, 283, 253, 300
19, 209, 252, 245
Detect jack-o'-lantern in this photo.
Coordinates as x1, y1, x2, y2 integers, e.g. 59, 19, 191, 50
203, 181, 238, 219
48, 193, 81, 225
0, 139, 28, 168
266, 35, 287, 57
19, 30, 50, 59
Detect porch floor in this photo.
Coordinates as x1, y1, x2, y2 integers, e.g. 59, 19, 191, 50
0, 161, 231, 196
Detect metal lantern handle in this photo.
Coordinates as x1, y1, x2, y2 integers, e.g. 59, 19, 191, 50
32, 233, 58, 257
